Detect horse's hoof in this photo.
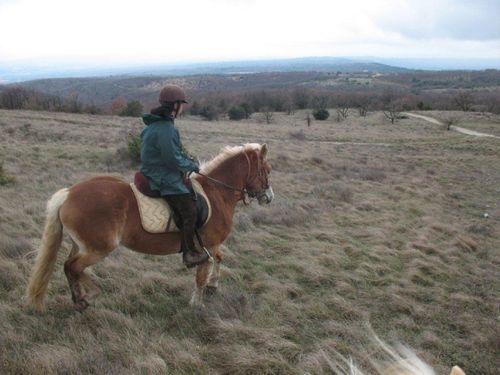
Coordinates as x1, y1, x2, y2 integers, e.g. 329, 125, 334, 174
205, 286, 218, 296
74, 299, 90, 312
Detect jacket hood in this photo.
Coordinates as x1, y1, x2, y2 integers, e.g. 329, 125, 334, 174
142, 113, 173, 126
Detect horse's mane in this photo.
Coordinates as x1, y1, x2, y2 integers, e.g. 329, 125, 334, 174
199, 143, 261, 175
320, 330, 443, 375
322, 345, 436, 375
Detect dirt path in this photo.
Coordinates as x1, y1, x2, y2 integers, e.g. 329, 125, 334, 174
404, 112, 500, 139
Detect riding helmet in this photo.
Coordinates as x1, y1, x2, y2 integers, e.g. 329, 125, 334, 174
159, 85, 188, 104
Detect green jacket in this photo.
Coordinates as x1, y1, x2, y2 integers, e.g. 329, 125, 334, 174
139, 114, 198, 195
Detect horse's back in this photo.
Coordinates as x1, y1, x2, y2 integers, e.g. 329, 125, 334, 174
67, 175, 131, 205
59, 176, 133, 248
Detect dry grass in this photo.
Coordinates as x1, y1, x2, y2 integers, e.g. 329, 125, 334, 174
0, 109, 499, 374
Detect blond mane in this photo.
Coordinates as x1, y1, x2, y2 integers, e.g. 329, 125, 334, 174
319, 330, 465, 375
199, 143, 261, 175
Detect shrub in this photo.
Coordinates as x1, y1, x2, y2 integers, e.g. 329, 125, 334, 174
200, 105, 219, 121
0, 161, 15, 185
240, 102, 254, 118
228, 106, 246, 121
84, 103, 101, 114
120, 101, 143, 117
313, 108, 329, 120
127, 133, 141, 163
189, 101, 201, 115
260, 108, 274, 124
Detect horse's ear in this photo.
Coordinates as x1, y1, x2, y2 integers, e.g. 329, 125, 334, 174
450, 366, 465, 375
261, 144, 268, 158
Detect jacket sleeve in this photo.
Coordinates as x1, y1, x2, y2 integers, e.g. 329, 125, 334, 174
157, 125, 198, 173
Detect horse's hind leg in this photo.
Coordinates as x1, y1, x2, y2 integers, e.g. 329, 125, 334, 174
64, 246, 109, 312
65, 240, 101, 301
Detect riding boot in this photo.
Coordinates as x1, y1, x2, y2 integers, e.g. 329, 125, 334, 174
164, 193, 209, 268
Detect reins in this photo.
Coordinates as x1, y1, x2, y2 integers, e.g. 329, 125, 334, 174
194, 171, 246, 194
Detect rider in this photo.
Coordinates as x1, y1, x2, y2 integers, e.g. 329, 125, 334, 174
140, 85, 209, 268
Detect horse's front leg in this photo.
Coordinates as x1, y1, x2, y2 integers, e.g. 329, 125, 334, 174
206, 247, 223, 295
190, 258, 213, 308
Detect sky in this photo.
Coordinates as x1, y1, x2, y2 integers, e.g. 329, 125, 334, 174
0, 0, 499, 64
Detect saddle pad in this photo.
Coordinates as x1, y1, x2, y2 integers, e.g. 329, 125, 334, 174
130, 179, 212, 234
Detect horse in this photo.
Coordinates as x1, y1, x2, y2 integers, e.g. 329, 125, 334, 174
26, 143, 273, 312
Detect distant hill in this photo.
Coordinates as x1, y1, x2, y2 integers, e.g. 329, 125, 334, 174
0, 57, 408, 83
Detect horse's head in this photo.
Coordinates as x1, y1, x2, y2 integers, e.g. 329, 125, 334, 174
244, 143, 274, 205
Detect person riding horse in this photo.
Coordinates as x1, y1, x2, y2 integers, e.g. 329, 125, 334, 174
139, 85, 209, 268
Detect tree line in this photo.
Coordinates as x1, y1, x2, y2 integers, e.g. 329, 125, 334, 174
1, 84, 499, 120
186, 86, 500, 121
0, 86, 143, 117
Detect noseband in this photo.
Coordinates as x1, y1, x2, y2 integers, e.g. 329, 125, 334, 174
242, 151, 270, 202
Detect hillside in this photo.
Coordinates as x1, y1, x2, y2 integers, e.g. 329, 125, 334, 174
0, 57, 408, 83
0, 109, 499, 374
9, 69, 499, 115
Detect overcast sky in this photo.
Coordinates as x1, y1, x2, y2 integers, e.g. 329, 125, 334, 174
0, 0, 499, 64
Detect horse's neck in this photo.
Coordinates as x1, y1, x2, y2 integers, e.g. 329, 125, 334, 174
202, 153, 247, 205
212, 154, 247, 189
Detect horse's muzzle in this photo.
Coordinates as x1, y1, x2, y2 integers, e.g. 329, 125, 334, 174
258, 186, 274, 205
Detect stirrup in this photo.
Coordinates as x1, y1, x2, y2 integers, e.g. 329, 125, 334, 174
183, 248, 211, 269
202, 247, 213, 260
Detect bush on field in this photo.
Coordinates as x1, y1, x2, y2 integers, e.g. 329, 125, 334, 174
313, 108, 329, 120
120, 101, 143, 117
228, 106, 246, 121
240, 102, 254, 119
200, 105, 220, 121
0, 161, 15, 185
127, 133, 141, 163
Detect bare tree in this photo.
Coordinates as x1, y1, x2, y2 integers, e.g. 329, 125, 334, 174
336, 106, 349, 121
293, 88, 310, 109
312, 95, 329, 110
284, 97, 295, 115
443, 116, 459, 131
454, 90, 473, 111
261, 108, 274, 124
358, 105, 368, 117
111, 96, 128, 115
66, 91, 82, 113
383, 100, 402, 124
1, 87, 29, 109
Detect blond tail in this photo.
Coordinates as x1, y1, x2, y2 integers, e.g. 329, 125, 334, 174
26, 188, 69, 310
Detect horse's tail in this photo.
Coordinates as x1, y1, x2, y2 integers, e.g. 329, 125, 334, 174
26, 188, 69, 310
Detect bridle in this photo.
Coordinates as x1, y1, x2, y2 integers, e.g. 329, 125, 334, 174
194, 151, 270, 205
242, 151, 270, 201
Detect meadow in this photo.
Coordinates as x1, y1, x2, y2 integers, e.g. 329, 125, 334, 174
0, 108, 498, 374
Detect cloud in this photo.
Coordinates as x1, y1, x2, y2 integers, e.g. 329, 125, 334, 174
0, 0, 499, 62
376, 0, 500, 41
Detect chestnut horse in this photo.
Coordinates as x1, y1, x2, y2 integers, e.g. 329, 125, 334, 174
26, 143, 273, 311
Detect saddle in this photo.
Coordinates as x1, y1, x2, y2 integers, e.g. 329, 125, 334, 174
131, 171, 211, 234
